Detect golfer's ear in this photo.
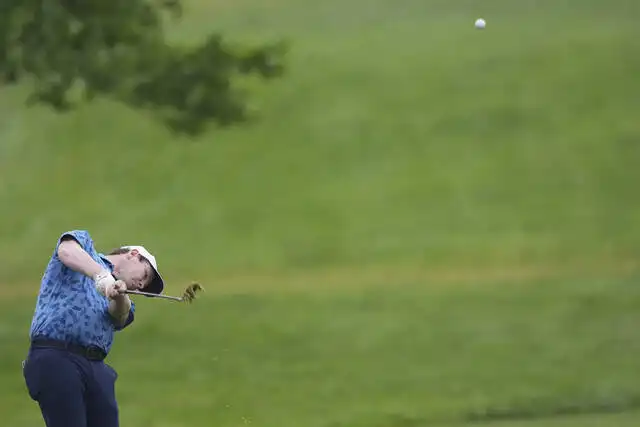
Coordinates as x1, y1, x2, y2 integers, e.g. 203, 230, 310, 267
130, 249, 139, 257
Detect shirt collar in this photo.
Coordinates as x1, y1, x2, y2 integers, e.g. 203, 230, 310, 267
99, 254, 115, 271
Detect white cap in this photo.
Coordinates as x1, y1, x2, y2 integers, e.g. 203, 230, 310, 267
121, 245, 164, 295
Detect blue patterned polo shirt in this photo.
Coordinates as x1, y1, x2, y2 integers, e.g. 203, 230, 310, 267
29, 230, 135, 354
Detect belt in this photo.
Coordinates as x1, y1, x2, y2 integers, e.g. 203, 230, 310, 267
30, 337, 107, 361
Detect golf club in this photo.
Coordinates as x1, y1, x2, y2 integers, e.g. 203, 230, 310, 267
123, 282, 204, 303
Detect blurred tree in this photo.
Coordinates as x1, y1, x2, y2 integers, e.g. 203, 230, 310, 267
0, 0, 287, 135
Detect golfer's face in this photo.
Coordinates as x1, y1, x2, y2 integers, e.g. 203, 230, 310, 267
115, 251, 153, 290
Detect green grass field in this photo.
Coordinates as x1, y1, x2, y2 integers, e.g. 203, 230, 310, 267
3, 278, 640, 426
1, 0, 640, 426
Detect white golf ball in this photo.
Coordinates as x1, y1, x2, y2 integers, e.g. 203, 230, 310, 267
475, 18, 486, 29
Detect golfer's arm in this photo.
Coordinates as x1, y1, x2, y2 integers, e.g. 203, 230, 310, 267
57, 237, 104, 278
58, 236, 132, 326
108, 296, 132, 326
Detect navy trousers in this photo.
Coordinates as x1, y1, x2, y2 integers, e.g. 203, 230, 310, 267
23, 346, 119, 427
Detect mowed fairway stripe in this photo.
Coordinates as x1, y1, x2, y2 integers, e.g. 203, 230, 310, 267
1, 257, 638, 299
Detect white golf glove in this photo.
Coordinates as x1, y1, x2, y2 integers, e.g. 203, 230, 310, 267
93, 270, 119, 298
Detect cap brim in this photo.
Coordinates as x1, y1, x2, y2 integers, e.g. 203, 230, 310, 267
142, 270, 164, 295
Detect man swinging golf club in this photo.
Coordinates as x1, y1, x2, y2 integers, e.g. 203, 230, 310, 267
23, 229, 164, 427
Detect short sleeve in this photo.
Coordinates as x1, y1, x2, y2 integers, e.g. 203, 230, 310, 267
56, 230, 94, 255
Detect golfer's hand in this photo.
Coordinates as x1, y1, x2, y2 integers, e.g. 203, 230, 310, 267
106, 280, 127, 300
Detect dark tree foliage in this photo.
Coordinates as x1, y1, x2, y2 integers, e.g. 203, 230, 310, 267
0, 0, 287, 135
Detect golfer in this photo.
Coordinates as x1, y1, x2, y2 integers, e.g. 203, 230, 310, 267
23, 229, 164, 427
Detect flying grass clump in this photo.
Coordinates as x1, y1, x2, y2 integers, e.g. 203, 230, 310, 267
181, 283, 204, 303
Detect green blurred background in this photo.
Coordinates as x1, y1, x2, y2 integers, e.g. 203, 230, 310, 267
2, 0, 640, 426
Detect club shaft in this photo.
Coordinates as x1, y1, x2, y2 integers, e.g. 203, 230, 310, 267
123, 290, 183, 301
